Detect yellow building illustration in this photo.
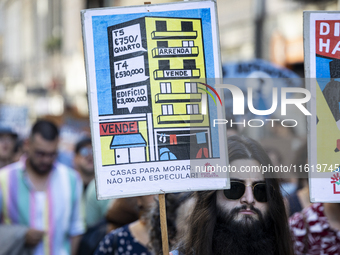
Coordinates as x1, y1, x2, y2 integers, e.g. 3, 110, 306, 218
101, 16, 213, 165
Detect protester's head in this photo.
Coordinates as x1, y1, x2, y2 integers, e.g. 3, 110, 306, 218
148, 192, 194, 255
26, 119, 59, 175
12, 138, 25, 163
178, 135, 293, 255
74, 137, 94, 184
136, 195, 156, 224
0, 126, 18, 167
217, 135, 276, 223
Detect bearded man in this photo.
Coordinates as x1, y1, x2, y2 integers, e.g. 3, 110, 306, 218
171, 135, 294, 255
0, 119, 84, 255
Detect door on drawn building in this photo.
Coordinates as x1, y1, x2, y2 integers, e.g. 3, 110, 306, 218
130, 147, 146, 163
115, 148, 129, 164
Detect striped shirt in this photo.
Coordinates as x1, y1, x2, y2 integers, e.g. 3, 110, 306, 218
0, 157, 85, 255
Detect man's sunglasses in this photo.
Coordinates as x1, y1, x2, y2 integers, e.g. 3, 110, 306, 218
223, 181, 268, 203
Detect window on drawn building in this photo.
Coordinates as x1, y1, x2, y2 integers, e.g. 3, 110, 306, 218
162, 105, 173, 115
160, 82, 172, 93
156, 20, 167, 31
186, 104, 199, 114
181, 21, 193, 32
185, 82, 197, 93
182, 41, 194, 47
183, 59, 196, 69
157, 41, 168, 48
158, 60, 170, 70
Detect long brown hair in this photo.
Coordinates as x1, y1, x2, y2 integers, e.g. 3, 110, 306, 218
178, 135, 294, 255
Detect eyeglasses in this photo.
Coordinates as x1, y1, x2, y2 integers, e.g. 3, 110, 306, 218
79, 147, 93, 157
223, 181, 268, 203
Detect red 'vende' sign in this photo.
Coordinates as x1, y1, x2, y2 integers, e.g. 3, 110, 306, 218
100, 121, 138, 136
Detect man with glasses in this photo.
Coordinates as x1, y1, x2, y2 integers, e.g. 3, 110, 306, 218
73, 136, 112, 229
0, 119, 84, 255
171, 135, 294, 255
74, 137, 94, 191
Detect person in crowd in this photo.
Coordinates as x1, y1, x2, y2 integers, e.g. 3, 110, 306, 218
0, 119, 85, 255
84, 179, 113, 228
290, 202, 340, 254
72, 136, 113, 229
73, 137, 95, 191
0, 125, 18, 168
94, 195, 156, 255
264, 146, 296, 198
79, 176, 139, 255
171, 135, 294, 255
78, 196, 140, 255
73, 136, 112, 230
148, 192, 195, 255
104, 197, 139, 232
286, 141, 310, 216
12, 137, 25, 163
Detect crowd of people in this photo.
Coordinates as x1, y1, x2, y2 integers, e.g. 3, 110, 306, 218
0, 119, 339, 255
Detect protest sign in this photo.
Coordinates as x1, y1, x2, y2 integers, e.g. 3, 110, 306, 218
304, 11, 340, 202
81, 1, 229, 199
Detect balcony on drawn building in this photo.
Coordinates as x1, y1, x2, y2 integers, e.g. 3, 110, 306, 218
151, 20, 197, 39
152, 41, 199, 58
157, 103, 204, 124
157, 114, 204, 124
154, 59, 200, 80
155, 93, 202, 103
155, 82, 202, 103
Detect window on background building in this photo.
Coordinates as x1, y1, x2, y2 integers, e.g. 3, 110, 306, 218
160, 82, 172, 93
185, 82, 197, 93
162, 105, 173, 115
186, 104, 199, 114
86, 0, 115, 9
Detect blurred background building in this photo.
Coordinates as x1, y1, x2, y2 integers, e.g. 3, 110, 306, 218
0, 0, 337, 141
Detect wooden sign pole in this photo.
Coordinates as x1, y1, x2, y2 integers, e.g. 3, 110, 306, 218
159, 193, 169, 255
146, 1, 168, 251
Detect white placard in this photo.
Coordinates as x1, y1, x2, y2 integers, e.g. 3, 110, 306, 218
304, 11, 340, 202
81, 1, 229, 199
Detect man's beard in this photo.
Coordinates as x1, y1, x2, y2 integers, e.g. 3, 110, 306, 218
212, 205, 276, 255
29, 158, 53, 176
